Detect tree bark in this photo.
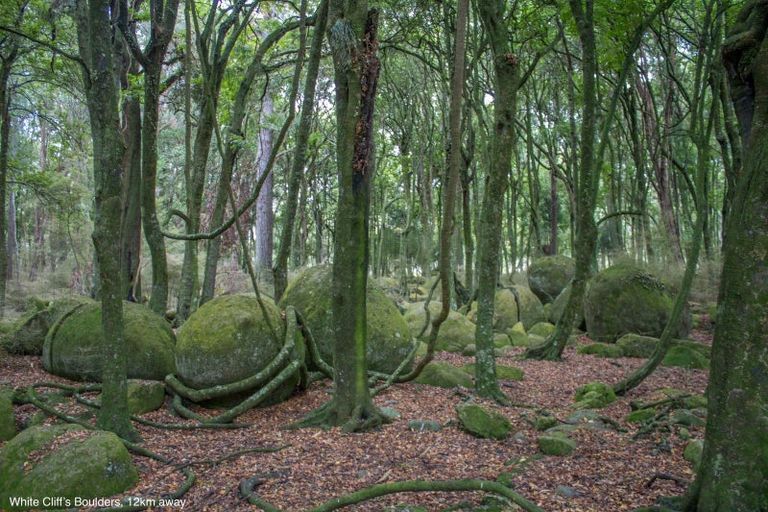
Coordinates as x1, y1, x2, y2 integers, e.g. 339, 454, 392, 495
254, 92, 275, 277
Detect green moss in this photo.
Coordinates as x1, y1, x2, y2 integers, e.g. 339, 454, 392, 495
528, 322, 556, 338
43, 301, 175, 381
456, 403, 512, 440
574, 381, 616, 409
509, 285, 545, 329
616, 333, 659, 358
683, 439, 704, 468
662, 345, 710, 369
0, 425, 138, 510
549, 285, 585, 329
467, 289, 520, 333
126, 380, 165, 415
3, 297, 94, 355
626, 408, 656, 423
670, 409, 706, 427
538, 434, 576, 456
584, 264, 688, 342
527, 255, 576, 303
534, 414, 559, 431
280, 266, 412, 371
0, 387, 15, 441
462, 363, 524, 381
577, 343, 624, 358
414, 362, 473, 388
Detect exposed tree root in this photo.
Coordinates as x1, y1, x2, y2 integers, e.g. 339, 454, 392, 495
240, 478, 544, 512
289, 398, 387, 433
645, 472, 690, 489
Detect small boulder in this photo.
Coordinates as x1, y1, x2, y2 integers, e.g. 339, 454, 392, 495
534, 414, 559, 431
577, 343, 624, 358
414, 362, 473, 388
407, 419, 442, 432
626, 408, 656, 423
663, 344, 710, 369
574, 381, 616, 409
670, 409, 706, 427
403, 301, 476, 353
527, 255, 576, 303
616, 333, 660, 358
683, 439, 704, 468
509, 285, 546, 329
538, 433, 576, 456
126, 380, 165, 415
456, 403, 512, 440
0, 425, 138, 509
528, 322, 556, 338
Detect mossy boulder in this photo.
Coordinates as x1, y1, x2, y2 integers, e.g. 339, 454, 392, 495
175, 295, 296, 404
43, 302, 175, 382
662, 344, 710, 369
0, 425, 138, 510
574, 381, 616, 409
684, 439, 704, 468
2, 297, 95, 355
126, 380, 165, 415
414, 362, 472, 388
509, 285, 545, 329
0, 387, 15, 441
549, 285, 586, 329
577, 343, 624, 358
280, 266, 411, 372
462, 363, 524, 381
528, 322, 556, 338
626, 408, 656, 423
670, 409, 706, 427
538, 433, 576, 456
467, 288, 520, 333
506, 322, 529, 347
527, 256, 575, 303
616, 333, 660, 358
456, 403, 512, 440
534, 413, 559, 431
584, 264, 689, 343
403, 301, 477, 353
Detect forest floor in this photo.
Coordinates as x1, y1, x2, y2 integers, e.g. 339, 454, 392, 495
0, 324, 712, 512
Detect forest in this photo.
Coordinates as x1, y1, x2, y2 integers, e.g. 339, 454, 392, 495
0, 0, 766, 510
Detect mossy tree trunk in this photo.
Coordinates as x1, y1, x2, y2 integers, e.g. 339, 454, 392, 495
685, 2, 768, 508
0, 39, 17, 318
472, 0, 519, 402
273, 0, 328, 301
74, 0, 137, 441
322, 1, 382, 431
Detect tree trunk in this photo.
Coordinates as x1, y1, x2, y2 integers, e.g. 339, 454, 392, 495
75, 0, 136, 441
120, 88, 142, 302
254, 92, 275, 278
6, 190, 16, 282
0, 53, 11, 316
686, 3, 768, 508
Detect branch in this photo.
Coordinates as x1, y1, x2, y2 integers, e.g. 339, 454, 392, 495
0, 25, 89, 78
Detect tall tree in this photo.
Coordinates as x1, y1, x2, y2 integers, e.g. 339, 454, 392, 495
74, 0, 137, 440
686, 1, 768, 508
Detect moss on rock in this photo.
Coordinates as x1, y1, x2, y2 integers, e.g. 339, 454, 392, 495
574, 381, 616, 409
43, 301, 175, 382
538, 433, 576, 456
509, 285, 545, 329
280, 266, 412, 372
467, 288, 520, 333
0, 425, 138, 510
2, 297, 95, 355
549, 285, 586, 329
616, 333, 660, 358
403, 303, 477, 353
684, 439, 704, 468
456, 403, 512, 440
528, 322, 556, 338
626, 408, 656, 423
0, 386, 15, 441
414, 362, 472, 388
126, 380, 165, 415
584, 264, 689, 343
662, 345, 710, 369
527, 255, 576, 303
577, 343, 624, 358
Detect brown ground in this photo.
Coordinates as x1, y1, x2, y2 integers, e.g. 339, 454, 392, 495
0, 327, 712, 512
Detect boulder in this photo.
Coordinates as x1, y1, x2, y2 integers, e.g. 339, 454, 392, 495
626, 408, 656, 423
408, 419, 442, 432
616, 333, 660, 358
456, 403, 512, 440
0, 387, 15, 441
509, 285, 546, 329
506, 322, 529, 347
534, 413, 559, 431
549, 285, 586, 329
403, 302, 478, 353
528, 322, 556, 338
126, 380, 165, 415
280, 266, 412, 372
0, 425, 138, 510
527, 255, 576, 303
414, 362, 472, 388
538, 433, 576, 456
683, 439, 704, 468
574, 381, 616, 409
577, 343, 624, 358
43, 302, 175, 382
670, 409, 706, 427
467, 288, 520, 332
584, 264, 689, 342
663, 344, 710, 369
175, 295, 296, 405
2, 297, 94, 355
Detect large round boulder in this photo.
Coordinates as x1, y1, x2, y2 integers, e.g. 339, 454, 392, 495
527, 255, 575, 303
403, 301, 476, 353
584, 264, 689, 342
0, 425, 138, 510
43, 302, 175, 381
467, 288, 520, 332
279, 266, 412, 373
2, 297, 94, 355
509, 285, 546, 329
